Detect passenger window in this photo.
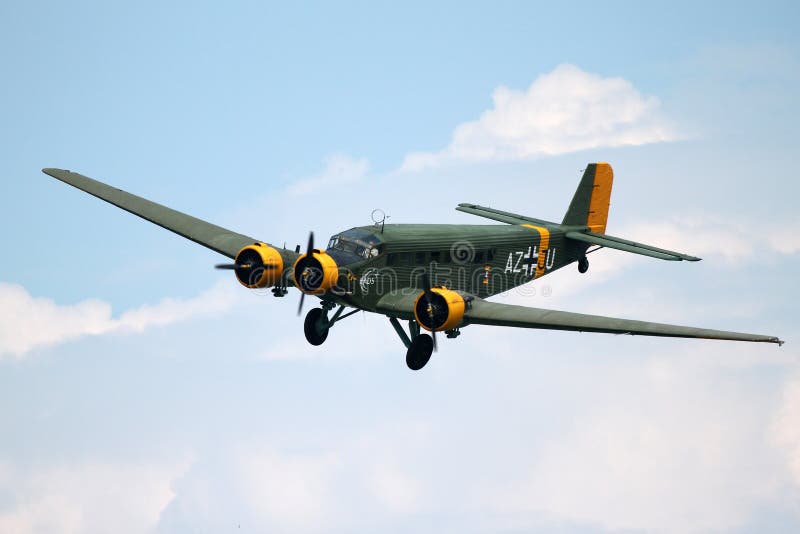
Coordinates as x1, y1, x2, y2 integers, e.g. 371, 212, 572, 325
430, 251, 440, 263
474, 251, 484, 264
387, 253, 397, 266
415, 251, 426, 264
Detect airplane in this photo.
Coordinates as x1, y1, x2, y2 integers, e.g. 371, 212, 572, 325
41, 163, 783, 370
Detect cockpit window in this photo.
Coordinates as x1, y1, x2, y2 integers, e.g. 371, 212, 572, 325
327, 233, 380, 260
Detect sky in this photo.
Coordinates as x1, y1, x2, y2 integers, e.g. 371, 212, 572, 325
1, 1, 799, 532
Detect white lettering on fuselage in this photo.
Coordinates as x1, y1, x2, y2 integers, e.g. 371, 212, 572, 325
504, 246, 557, 277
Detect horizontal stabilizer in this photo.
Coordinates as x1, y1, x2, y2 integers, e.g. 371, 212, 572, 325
565, 231, 701, 262
456, 203, 555, 227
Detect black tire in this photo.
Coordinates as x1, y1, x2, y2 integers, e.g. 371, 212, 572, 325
578, 257, 589, 274
304, 308, 329, 346
406, 334, 434, 371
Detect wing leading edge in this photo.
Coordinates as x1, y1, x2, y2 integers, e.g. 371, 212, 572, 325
376, 292, 783, 345
465, 299, 782, 344
43, 168, 271, 260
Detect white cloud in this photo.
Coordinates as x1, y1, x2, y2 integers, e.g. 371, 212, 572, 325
159, 425, 431, 532
0, 460, 187, 534
477, 350, 799, 533
287, 153, 369, 196
0, 280, 237, 359
401, 64, 679, 171
236, 450, 341, 532
364, 462, 423, 514
624, 215, 800, 263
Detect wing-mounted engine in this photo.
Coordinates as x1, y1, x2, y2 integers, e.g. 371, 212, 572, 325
414, 287, 466, 332
232, 243, 285, 288
293, 250, 339, 295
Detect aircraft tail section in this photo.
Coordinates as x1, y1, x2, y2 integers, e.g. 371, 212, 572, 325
562, 162, 613, 233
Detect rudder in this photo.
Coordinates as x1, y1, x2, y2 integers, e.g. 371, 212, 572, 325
562, 162, 613, 233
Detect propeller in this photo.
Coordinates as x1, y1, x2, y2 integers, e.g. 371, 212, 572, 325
421, 272, 438, 352
297, 231, 315, 316
214, 262, 278, 270
215, 252, 279, 287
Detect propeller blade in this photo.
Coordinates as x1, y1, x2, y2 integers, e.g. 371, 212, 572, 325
214, 262, 278, 271
421, 272, 437, 351
297, 231, 315, 316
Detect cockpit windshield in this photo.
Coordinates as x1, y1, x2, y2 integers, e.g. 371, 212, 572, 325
326, 228, 382, 263
327, 235, 379, 259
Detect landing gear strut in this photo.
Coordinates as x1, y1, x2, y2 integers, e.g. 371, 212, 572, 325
389, 317, 435, 371
578, 256, 589, 274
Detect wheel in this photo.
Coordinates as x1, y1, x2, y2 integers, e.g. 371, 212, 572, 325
578, 256, 589, 273
406, 334, 434, 371
304, 308, 329, 346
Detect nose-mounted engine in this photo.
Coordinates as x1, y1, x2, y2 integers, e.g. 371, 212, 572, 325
233, 243, 284, 288
414, 287, 466, 332
293, 250, 339, 294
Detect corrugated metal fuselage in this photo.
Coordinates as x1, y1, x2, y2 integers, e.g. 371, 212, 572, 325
327, 223, 586, 311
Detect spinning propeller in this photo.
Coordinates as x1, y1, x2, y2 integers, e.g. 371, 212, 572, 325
421, 272, 438, 351
296, 231, 315, 316
213, 262, 278, 270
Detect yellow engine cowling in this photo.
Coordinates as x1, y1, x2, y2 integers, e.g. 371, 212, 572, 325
414, 287, 466, 332
293, 250, 339, 295
234, 243, 284, 288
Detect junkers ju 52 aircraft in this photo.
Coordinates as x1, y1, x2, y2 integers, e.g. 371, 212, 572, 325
42, 163, 783, 370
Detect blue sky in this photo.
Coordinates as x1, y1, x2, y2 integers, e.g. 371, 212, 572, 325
1, 1, 799, 532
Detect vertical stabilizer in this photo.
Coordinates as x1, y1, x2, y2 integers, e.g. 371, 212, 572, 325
562, 162, 614, 233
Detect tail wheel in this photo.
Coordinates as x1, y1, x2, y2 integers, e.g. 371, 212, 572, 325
578, 256, 589, 273
406, 334, 434, 371
303, 308, 329, 346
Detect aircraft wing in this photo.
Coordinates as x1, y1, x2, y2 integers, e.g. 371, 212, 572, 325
43, 168, 275, 259
377, 292, 783, 345
464, 299, 782, 344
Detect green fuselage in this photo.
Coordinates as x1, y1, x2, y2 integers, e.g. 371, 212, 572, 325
324, 223, 584, 311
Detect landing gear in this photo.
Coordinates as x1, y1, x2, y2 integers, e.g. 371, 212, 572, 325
406, 334, 434, 371
304, 308, 329, 345
388, 317, 438, 371
303, 302, 361, 346
578, 256, 589, 274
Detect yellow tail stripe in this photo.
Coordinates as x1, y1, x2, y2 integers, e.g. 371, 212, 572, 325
587, 162, 613, 233
521, 224, 550, 278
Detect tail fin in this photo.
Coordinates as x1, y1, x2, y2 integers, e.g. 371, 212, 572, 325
562, 162, 613, 233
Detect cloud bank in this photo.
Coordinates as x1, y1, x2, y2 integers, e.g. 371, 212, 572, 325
401, 64, 679, 171
0, 280, 236, 359
0, 460, 186, 534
